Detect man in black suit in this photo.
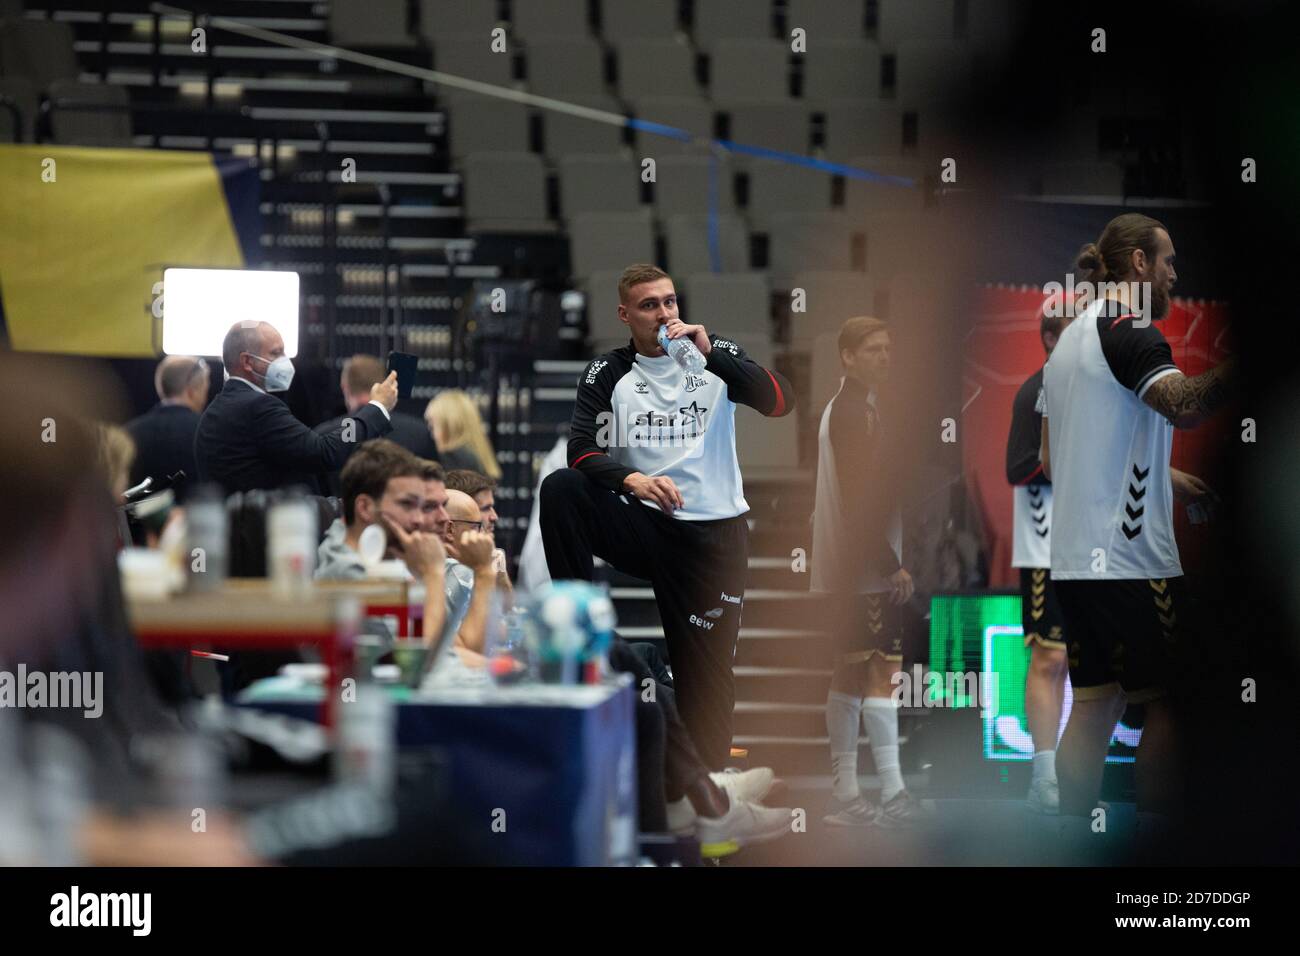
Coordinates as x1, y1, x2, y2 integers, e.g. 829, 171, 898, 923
125, 355, 210, 500
195, 321, 398, 494
313, 354, 439, 495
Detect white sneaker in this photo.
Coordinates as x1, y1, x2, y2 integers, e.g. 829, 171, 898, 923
695, 798, 794, 856
666, 797, 696, 835
709, 766, 776, 804
1027, 778, 1060, 815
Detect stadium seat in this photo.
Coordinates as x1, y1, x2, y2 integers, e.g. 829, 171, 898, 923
823, 103, 904, 160
330, 0, 415, 48
800, 39, 881, 103
965, 0, 1028, 55
810, 329, 846, 414
463, 151, 554, 233
693, 0, 774, 49
543, 94, 627, 158
653, 154, 736, 216
843, 155, 925, 215
614, 39, 700, 100
630, 96, 714, 155
444, 92, 529, 158
789, 271, 878, 347
665, 213, 750, 274
601, 0, 680, 40
0, 19, 80, 90
724, 99, 811, 157
785, 0, 866, 39
526, 37, 606, 97
569, 211, 656, 279
559, 154, 644, 216
0, 76, 38, 143
746, 161, 833, 228
418, 0, 503, 37
512, 0, 590, 39
681, 273, 770, 331
765, 213, 860, 286
892, 41, 975, 109
875, 0, 957, 47
861, 210, 941, 280
48, 81, 133, 148
1041, 161, 1126, 197
583, 270, 625, 336
710, 40, 790, 103
432, 34, 516, 86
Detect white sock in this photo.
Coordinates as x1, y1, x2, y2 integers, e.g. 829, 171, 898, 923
827, 690, 863, 800
1032, 750, 1057, 785
862, 697, 904, 803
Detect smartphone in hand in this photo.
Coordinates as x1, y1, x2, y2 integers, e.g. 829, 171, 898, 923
387, 351, 418, 400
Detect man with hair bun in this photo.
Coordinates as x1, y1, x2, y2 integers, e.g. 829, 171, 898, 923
1041, 213, 1234, 825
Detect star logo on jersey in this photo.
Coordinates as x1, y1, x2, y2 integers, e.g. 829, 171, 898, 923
678, 401, 708, 429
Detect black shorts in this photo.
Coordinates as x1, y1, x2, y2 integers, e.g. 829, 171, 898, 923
828, 591, 904, 665
1019, 567, 1067, 650
1053, 577, 1186, 703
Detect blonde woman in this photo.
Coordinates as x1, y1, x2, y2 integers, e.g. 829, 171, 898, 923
424, 390, 501, 480
94, 423, 137, 502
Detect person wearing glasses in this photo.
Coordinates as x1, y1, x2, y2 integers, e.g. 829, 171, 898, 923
437, 489, 500, 657
124, 355, 211, 501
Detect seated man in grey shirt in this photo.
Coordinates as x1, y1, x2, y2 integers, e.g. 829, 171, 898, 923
314, 441, 448, 647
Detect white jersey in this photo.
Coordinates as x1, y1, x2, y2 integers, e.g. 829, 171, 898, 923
567, 335, 792, 521
810, 378, 902, 594
1042, 298, 1182, 580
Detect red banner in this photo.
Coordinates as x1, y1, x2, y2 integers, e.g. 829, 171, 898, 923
963, 286, 1233, 586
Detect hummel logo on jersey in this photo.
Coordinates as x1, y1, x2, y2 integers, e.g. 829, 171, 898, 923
634, 379, 649, 393
1123, 462, 1149, 540
721, 592, 741, 604
1028, 485, 1049, 537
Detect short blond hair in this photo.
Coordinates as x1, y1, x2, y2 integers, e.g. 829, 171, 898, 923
618, 264, 671, 303
837, 316, 889, 363
342, 354, 386, 397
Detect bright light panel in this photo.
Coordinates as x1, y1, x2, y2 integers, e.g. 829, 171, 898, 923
161, 268, 299, 358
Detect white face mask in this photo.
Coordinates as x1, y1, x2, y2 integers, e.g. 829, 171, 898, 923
247, 353, 295, 392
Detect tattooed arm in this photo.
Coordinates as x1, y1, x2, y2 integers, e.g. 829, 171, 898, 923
1141, 359, 1236, 429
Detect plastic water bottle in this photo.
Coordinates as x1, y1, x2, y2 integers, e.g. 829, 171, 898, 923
335, 683, 396, 799
268, 493, 317, 599
185, 484, 228, 592
658, 326, 707, 374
